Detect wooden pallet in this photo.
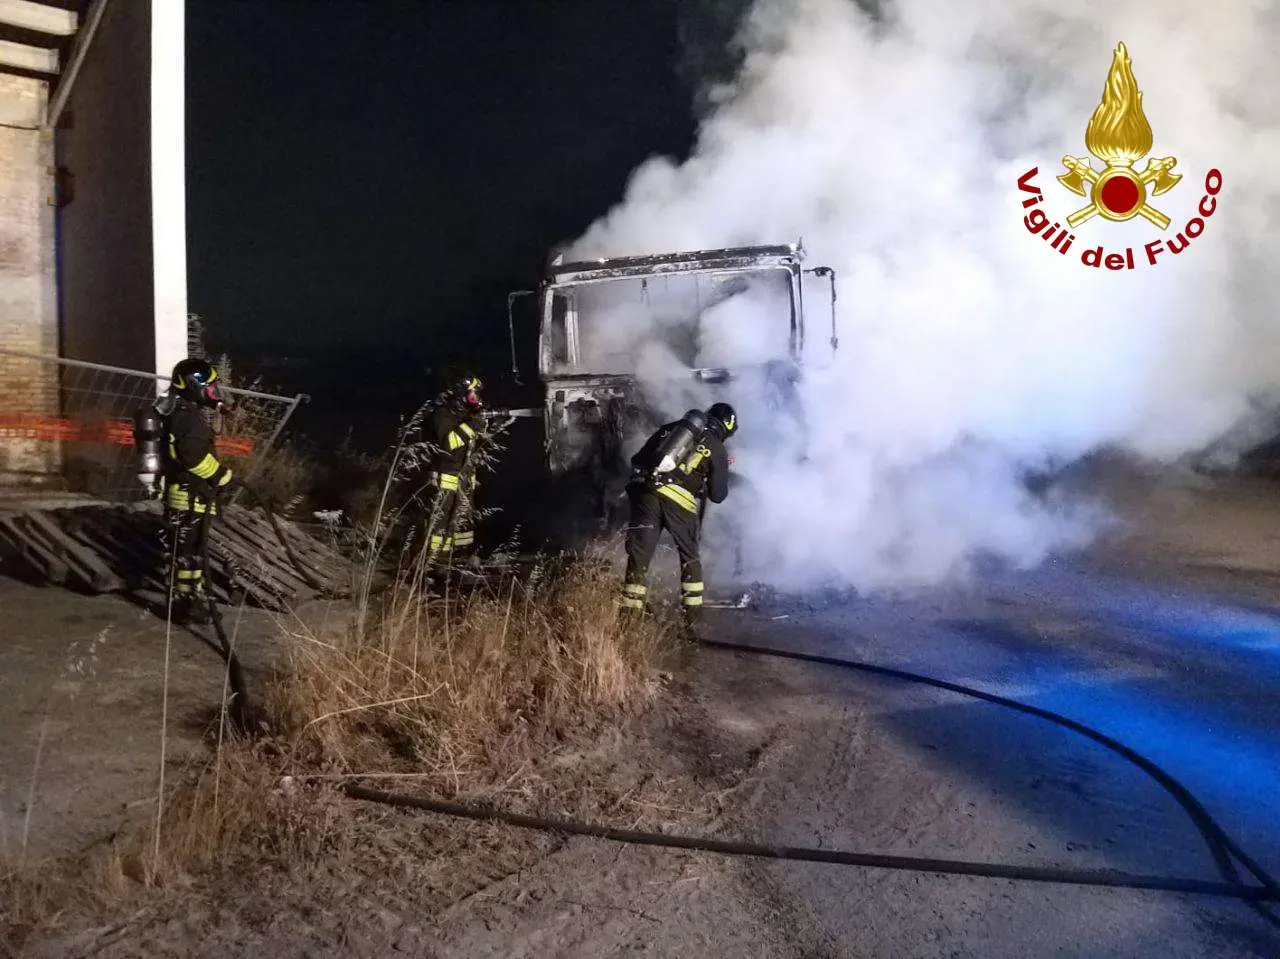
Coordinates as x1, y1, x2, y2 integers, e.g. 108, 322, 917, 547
0, 501, 359, 610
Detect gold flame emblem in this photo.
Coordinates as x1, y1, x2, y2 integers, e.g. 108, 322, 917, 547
1057, 42, 1181, 230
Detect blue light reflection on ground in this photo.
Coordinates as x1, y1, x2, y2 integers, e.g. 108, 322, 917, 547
746, 569, 1280, 952
1092, 597, 1280, 654
800, 578, 1280, 869
957, 580, 1280, 868
1022, 673, 1280, 857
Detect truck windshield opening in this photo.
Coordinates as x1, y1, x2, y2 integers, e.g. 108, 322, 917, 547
542, 268, 795, 377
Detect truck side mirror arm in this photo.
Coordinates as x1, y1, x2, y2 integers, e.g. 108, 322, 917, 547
507, 289, 536, 385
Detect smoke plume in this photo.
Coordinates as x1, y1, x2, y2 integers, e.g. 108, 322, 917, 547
568, 0, 1280, 592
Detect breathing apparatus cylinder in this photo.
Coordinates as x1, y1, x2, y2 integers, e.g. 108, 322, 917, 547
650, 409, 708, 478
132, 404, 164, 495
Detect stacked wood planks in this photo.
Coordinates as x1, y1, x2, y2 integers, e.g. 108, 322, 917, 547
0, 501, 357, 610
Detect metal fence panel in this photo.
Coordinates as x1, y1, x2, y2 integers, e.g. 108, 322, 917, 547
0, 348, 306, 503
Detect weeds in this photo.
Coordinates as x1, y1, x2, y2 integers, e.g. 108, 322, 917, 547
0, 742, 304, 950
235, 434, 315, 513
275, 551, 673, 785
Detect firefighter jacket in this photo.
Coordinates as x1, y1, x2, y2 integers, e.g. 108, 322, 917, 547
163, 399, 233, 511
423, 403, 483, 481
631, 421, 729, 513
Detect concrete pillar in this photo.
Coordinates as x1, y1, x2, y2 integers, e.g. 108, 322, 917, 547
150, 0, 187, 383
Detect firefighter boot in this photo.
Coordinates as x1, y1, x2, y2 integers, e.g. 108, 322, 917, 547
168, 593, 192, 626
617, 582, 648, 631
617, 606, 643, 633
680, 580, 704, 641
168, 591, 209, 626
171, 588, 211, 626
188, 592, 212, 626
680, 608, 704, 642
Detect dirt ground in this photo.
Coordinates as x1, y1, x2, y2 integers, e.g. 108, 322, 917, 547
0, 584, 341, 862
6, 467, 1280, 957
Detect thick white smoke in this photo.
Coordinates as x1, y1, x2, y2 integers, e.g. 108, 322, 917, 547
568, 0, 1280, 592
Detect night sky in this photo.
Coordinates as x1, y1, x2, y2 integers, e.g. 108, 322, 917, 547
186, 0, 700, 423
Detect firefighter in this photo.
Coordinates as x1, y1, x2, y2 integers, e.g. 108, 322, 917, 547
619, 401, 738, 635
411, 374, 486, 563
158, 358, 238, 623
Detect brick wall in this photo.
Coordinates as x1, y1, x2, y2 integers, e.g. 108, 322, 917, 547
0, 74, 60, 486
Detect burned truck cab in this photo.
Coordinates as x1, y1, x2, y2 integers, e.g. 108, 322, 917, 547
528, 243, 836, 534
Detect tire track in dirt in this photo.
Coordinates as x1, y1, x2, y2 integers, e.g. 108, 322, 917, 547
407, 649, 824, 958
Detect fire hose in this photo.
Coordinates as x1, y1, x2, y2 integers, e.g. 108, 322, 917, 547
342, 637, 1280, 924
172, 478, 355, 730
193, 506, 251, 728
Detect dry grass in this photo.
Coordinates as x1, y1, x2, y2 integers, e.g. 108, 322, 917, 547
210, 353, 321, 513
1, 540, 678, 954
0, 743, 320, 951
276, 552, 673, 786
234, 434, 315, 513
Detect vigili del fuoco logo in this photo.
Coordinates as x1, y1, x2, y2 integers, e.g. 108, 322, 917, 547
1015, 42, 1222, 270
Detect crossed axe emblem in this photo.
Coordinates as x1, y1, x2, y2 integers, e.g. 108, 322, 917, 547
1057, 156, 1182, 230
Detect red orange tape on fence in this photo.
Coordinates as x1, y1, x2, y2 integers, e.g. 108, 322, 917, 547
0, 415, 255, 456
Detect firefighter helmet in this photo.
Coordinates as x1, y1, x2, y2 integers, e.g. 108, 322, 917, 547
449, 373, 483, 410
707, 402, 738, 440
171, 358, 232, 410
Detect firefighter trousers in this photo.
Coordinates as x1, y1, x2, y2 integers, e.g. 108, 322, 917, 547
162, 483, 217, 610
620, 485, 704, 623
419, 471, 474, 561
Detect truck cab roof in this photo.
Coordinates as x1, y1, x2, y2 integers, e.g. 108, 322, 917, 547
546, 244, 806, 286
